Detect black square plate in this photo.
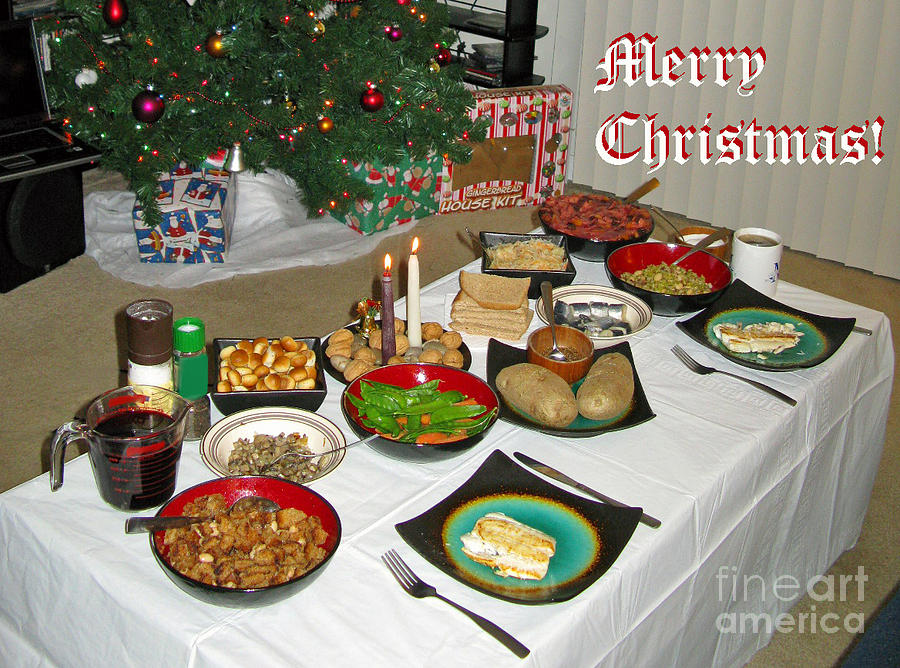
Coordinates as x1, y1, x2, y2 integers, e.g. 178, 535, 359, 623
485, 338, 655, 437
395, 450, 641, 604
676, 280, 856, 371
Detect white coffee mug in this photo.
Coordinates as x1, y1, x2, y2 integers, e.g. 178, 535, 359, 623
730, 227, 783, 297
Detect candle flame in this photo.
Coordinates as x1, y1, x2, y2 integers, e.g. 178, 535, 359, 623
411, 236, 419, 254
384, 254, 392, 272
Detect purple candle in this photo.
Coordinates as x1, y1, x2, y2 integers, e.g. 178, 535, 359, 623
381, 254, 396, 361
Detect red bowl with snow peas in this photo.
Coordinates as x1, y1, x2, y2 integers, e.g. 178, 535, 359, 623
340, 363, 500, 463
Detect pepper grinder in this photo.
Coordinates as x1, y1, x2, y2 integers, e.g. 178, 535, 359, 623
125, 299, 174, 390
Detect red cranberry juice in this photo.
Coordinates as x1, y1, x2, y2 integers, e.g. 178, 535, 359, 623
90, 409, 184, 511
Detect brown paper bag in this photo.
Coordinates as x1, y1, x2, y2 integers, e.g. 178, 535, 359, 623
452, 135, 536, 191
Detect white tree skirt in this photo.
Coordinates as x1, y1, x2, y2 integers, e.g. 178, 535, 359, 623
84, 169, 415, 288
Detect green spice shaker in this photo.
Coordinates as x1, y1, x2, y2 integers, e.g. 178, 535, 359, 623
173, 316, 210, 439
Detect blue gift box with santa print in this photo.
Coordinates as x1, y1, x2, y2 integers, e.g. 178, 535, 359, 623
132, 159, 236, 263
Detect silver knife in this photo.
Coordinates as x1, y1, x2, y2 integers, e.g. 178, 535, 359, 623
513, 452, 661, 529
852, 325, 872, 336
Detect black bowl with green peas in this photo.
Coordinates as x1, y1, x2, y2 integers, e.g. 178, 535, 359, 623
340, 364, 500, 462
606, 242, 732, 316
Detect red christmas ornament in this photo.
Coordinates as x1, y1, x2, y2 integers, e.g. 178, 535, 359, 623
386, 25, 403, 42
102, 0, 128, 27
132, 90, 165, 123
436, 47, 452, 66
360, 87, 385, 113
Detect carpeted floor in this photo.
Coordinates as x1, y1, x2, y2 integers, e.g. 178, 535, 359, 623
1, 167, 896, 667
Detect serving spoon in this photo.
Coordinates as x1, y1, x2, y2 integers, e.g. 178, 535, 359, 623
259, 433, 380, 473
621, 177, 660, 204
671, 227, 731, 265
649, 206, 685, 243
124, 495, 281, 534
540, 281, 569, 361
465, 227, 490, 254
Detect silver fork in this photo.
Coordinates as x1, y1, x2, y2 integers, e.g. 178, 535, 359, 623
381, 549, 530, 658
671, 345, 797, 406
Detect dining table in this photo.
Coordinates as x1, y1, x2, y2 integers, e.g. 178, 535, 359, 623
0, 249, 893, 668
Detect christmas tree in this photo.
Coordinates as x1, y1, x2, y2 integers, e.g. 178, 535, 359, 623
40, 0, 485, 225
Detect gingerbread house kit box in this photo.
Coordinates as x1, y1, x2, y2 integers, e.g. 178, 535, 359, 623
132, 156, 236, 263
439, 85, 573, 214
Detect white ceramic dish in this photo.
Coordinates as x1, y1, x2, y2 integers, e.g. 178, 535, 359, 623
535, 284, 653, 348
200, 406, 347, 482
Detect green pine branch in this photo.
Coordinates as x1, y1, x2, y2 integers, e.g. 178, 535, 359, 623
40, 0, 482, 227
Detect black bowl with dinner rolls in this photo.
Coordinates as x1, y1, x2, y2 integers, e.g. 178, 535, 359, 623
605, 242, 731, 316
211, 336, 327, 415
538, 193, 655, 262
479, 231, 576, 299
526, 325, 594, 384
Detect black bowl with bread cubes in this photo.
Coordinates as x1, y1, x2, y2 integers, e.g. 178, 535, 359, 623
479, 231, 576, 299
211, 336, 327, 415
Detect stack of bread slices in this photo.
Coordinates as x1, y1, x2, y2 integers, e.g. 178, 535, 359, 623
450, 271, 533, 340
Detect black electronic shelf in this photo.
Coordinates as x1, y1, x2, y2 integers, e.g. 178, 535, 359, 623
446, 5, 549, 42
446, 1, 548, 89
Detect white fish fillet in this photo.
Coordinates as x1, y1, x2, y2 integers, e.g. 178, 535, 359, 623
713, 321, 802, 354
460, 512, 556, 580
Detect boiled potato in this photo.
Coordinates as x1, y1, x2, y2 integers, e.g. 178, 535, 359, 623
495, 363, 578, 428
575, 352, 634, 420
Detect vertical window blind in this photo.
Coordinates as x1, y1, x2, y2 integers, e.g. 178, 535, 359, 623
570, 0, 899, 279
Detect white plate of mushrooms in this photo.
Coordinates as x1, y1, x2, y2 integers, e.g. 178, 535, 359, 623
200, 407, 347, 484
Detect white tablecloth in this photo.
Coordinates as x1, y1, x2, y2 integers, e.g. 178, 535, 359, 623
0, 257, 893, 668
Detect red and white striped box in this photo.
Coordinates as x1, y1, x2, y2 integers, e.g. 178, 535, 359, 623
438, 85, 572, 215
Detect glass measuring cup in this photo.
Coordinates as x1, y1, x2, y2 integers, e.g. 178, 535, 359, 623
50, 385, 192, 511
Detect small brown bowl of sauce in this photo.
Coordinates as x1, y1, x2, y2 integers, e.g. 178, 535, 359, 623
526, 325, 595, 384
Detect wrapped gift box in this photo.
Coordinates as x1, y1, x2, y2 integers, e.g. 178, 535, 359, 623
330, 152, 443, 235
132, 159, 236, 263
439, 84, 573, 215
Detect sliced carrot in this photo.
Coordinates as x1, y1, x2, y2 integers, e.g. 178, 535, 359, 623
395, 416, 408, 426
454, 398, 479, 406
419, 413, 431, 425
415, 431, 464, 444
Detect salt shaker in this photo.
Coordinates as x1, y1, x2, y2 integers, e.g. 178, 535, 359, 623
173, 316, 210, 440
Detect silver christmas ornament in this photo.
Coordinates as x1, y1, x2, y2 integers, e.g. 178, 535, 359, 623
224, 141, 246, 172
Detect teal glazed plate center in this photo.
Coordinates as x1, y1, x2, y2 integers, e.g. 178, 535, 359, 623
443, 493, 600, 595
705, 307, 827, 368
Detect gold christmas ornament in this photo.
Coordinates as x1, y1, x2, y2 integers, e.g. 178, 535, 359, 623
317, 116, 334, 133
428, 60, 440, 74
205, 32, 226, 58
311, 20, 325, 35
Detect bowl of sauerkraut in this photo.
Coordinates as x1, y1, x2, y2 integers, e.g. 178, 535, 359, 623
479, 231, 577, 299
606, 242, 731, 315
